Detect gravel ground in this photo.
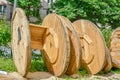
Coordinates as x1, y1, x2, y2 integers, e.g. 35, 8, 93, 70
0, 72, 120, 80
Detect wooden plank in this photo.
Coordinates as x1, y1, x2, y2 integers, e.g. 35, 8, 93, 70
29, 24, 47, 50
83, 34, 92, 44
11, 8, 31, 76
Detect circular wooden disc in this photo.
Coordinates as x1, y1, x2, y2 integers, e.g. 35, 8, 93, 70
103, 47, 112, 72
73, 20, 106, 74
110, 27, 120, 68
58, 16, 82, 75
11, 8, 31, 76
42, 14, 70, 76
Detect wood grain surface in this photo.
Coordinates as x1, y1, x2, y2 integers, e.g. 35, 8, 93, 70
58, 15, 82, 75
42, 14, 70, 76
11, 8, 31, 76
110, 27, 120, 68
73, 20, 106, 74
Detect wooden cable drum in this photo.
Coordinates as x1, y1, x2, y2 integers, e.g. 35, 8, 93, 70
110, 27, 120, 68
11, 8, 31, 76
73, 20, 106, 74
57, 15, 82, 75
103, 47, 112, 72
42, 14, 70, 76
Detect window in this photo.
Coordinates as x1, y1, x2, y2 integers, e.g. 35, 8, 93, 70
0, 5, 6, 15
47, 0, 53, 3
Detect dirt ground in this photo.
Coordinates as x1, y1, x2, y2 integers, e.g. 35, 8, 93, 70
0, 72, 120, 80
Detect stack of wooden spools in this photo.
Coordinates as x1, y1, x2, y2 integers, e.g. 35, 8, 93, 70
11, 8, 120, 77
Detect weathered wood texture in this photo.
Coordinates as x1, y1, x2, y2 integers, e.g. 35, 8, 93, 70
58, 15, 82, 75
29, 24, 47, 50
103, 47, 112, 72
42, 14, 70, 76
110, 27, 120, 68
11, 8, 31, 76
73, 20, 106, 74
11, 8, 113, 76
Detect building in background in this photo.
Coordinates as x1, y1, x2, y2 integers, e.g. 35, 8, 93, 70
0, 0, 13, 20
0, 0, 55, 21
40, 0, 55, 20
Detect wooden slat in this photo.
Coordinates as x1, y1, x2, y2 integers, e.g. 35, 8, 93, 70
83, 34, 92, 44
29, 24, 47, 50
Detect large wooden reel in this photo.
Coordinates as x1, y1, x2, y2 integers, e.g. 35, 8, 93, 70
110, 27, 120, 68
42, 14, 70, 76
58, 15, 82, 75
103, 47, 112, 72
11, 8, 31, 76
73, 20, 106, 74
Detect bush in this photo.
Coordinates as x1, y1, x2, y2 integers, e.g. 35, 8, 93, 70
0, 57, 16, 72
30, 51, 48, 72
0, 19, 11, 56
101, 28, 113, 47
0, 19, 11, 46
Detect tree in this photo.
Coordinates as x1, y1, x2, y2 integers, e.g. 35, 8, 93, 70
10, 0, 41, 20
52, 0, 120, 29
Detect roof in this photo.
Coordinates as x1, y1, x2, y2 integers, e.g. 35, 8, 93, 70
0, 0, 8, 5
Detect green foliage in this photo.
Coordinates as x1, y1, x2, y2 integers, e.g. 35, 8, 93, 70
111, 68, 120, 74
98, 70, 105, 75
0, 57, 16, 72
78, 67, 88, 76
0, 19, 11, 56
0, 19, 11, 46
52, 0, 120, 29
9, 0, 41, 20
101, 28, 113, 47
65, 78, 73, 80
0, 53, 48, 72
30, 53, 48, 72
30, 59, 48, 72
0, 50, 4, 57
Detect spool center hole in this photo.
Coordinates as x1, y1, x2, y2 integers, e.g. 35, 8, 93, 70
18, 27, 21, 44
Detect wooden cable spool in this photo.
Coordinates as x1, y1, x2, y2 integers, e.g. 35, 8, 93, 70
41, 14, 70, 76
73, 20, 106, 74
57, 15, 82, 75
11, 8, 82, 76
103, 47, 112, 72
11, 8, 31, 76
110, 27, 120, 68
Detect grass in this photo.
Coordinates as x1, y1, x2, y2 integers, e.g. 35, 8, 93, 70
30, 53, 48, 72
65, 78, 73, 80
101, 28, 113, 47
111, 68, 120, 74
0, 52, 48, 73
78, 67, 88, 76
0, 57, 16, 72
1, 54, 120, 76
